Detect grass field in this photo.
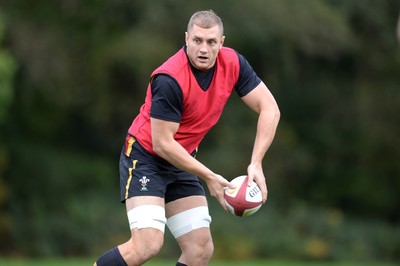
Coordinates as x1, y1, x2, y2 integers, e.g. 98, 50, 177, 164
0, 258, 398, 266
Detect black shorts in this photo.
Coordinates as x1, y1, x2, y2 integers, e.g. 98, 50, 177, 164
120, 135, 205, 203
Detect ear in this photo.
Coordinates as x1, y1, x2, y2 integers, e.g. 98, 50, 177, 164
185, 32, 189, 45
220, 36, 225, 48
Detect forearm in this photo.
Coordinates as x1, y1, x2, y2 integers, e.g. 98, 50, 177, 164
250, 106, 280, 166
153, 138, 215, 181
241, 82, 280, 167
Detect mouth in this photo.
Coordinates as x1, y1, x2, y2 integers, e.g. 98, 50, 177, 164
198, 56, 208, 62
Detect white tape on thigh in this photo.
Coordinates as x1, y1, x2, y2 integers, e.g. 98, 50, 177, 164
167, 206, 212, 238
127, 205, 167, 233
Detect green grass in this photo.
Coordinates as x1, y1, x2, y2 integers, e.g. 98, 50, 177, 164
0, 258, 398, 266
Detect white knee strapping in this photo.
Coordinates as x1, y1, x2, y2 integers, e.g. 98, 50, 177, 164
167, 206, 212, 239
127, 205, 167, 233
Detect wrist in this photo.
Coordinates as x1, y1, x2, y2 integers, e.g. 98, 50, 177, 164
249, 161, 262, 168
199, 169, 217, 182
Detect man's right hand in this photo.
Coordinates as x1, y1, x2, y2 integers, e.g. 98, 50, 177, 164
205, 174, 236, 212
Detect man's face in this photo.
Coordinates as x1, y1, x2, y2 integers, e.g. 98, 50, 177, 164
185, 24, 225, 70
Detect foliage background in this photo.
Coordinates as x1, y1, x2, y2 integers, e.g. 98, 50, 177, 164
0, 0, 399, 262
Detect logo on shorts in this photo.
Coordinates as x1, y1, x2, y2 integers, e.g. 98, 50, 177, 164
139, 176, 150, 191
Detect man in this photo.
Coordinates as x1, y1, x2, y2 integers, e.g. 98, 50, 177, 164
94, 10, 280, 266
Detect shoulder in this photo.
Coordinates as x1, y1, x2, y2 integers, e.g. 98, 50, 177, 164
151, 74, 182, 96
233, 51, 262, 97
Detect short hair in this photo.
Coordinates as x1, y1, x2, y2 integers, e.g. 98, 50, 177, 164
187, 10, 224, 36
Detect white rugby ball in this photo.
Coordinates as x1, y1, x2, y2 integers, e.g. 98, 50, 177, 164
224, 175, 263, 217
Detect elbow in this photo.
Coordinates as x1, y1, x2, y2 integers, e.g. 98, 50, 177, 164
274, 104, 281, 123
264, 101, 280, 124
152, 138, 171, 159
152, 141, 166, 157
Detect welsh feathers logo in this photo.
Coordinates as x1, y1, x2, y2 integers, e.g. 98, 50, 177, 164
139, 176, 150, 191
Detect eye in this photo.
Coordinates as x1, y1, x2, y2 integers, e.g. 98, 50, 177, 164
208, 40, 217, 46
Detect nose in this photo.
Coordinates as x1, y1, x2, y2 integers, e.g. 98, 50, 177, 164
199, 43, 208, 53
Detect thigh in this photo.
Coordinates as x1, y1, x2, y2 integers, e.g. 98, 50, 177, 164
165, 196, 212, 239
165, 195, 208, 217
126, 195, 165, 211
166, 196, 213, 263
125, 196, 166, 233
119, 196, 166, 263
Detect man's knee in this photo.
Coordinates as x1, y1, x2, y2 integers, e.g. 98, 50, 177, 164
205, 237, 214, 257
137, 234, 164, 256
167, 205, 213, 263
118, 203, 167, 264
122, 230, 164, 264
179, 231, 214, 264
192, 236, 213, 261
131, 205, 166, 254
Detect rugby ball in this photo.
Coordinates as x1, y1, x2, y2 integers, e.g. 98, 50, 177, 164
224, 175, 263, 217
